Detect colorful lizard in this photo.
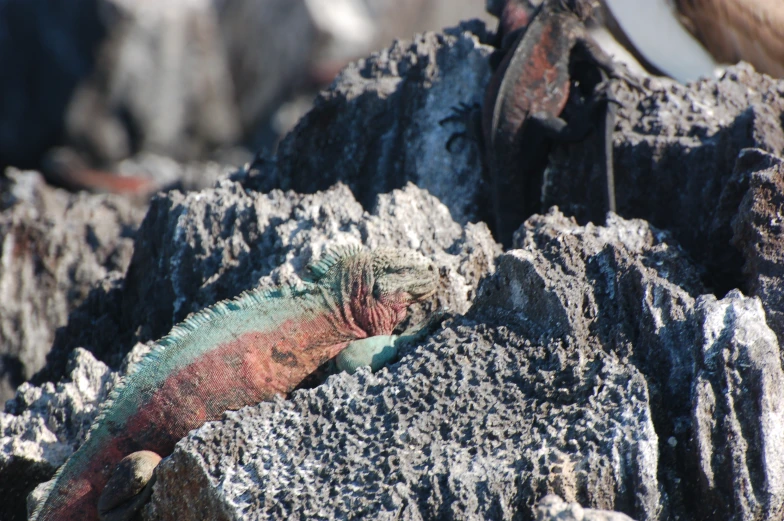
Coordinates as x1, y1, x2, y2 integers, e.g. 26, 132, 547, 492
30, 246, 438, 521
483, 0, 630, 246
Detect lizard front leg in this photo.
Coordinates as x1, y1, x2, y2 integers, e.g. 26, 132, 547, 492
336, 335, 400, 374
525, 73, 618, 221
572, 34, 644, 92
336, 309, 447, 374
98, 451, 161, 521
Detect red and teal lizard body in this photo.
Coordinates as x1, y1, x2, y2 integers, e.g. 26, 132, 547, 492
30, 246, 437, 521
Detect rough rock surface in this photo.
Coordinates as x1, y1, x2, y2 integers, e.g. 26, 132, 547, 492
3, 181, 498, 521
729, 149, 784, 345
692, 292, 784, 520
0, 169, 144, 402
0, 0, 490, 171
5, 17, 784, 521
130, 213, 682, 520
64, 0, 241, 164
255, 26, 784, 352
0, 0, 240, 169
1, 348, 118, 521
260, 21, 493, 226
140, 211, 784, 521
112, 152, 243, 194
547, 64, 784, 296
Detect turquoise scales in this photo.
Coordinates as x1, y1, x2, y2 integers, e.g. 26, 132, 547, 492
335, 307, 447, 374
31, 246, 438, 521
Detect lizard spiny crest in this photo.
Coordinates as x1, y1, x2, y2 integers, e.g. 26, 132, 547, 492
307, 244, 365, 280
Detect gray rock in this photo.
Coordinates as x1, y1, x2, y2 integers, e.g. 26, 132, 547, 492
113, 152, 243, 194
491, 210, 703, 519
213, 0, 316, 149
39, 180, 498, 384
5, 180, 497, 521
535, 494, 636, 521
730, 148, 784, 346
692, 291, 784, 520
0, 0, 490, 169
265, 21, 493, 225
0, 169, 143, 402
3, 340, 151, 507
258, 25, 784, 338
0, 0, 241, 169
142, 210, 784, 521
64, 0, 240, 164
146, 320, 659, 521
6, 15, 784, 521
545, 64, 784, 297
1, 347, 118, 521
219, 0, 493, 150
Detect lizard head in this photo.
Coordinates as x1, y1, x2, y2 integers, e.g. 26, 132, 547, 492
310, 246, 438, 336
369, 247, 438, 309
359, 247, 438, 335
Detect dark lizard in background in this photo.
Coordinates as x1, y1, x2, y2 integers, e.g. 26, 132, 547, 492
454, 0, 636, 247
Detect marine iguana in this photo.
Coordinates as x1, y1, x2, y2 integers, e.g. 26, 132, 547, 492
30, 246, 438, 521
484, 0, 632, 246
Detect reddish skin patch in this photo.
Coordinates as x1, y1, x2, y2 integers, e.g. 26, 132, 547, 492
68, 168, 156, 195
501, 1, 535, 38
483, 9, 575, 147
511, 25, 570, 119
41, 294, 414, 521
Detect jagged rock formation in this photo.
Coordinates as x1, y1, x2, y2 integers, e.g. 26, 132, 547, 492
3, 16, 784, 521
0, 170, 143, 401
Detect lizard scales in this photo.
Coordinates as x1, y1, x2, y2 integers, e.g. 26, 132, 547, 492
31, 246, 437, 521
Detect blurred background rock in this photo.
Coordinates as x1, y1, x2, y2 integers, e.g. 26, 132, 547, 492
0, 0, 491, 182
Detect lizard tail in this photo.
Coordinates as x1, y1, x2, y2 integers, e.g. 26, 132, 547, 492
29, 430, 116, 521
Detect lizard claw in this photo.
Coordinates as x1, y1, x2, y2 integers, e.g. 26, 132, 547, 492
98, 450, 162, 521
399, 306, 449, 339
